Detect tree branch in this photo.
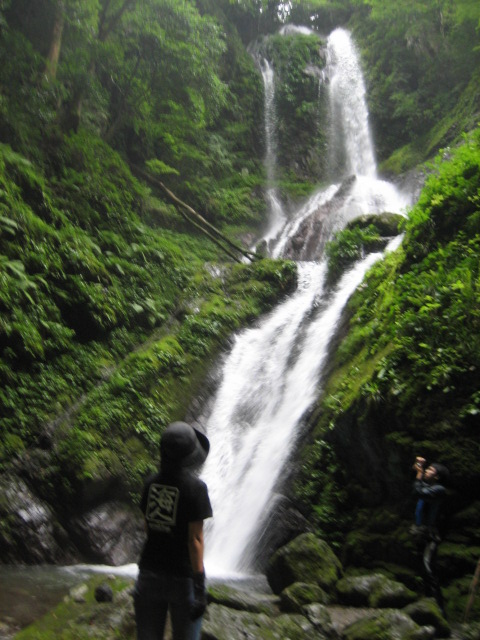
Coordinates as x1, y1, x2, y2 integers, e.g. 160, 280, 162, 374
135, 167, 258, 263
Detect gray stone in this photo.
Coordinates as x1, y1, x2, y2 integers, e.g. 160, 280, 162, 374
69, 583, 88, 603
208, 583, 280, 615
403, 598, 451, 638
280, 582, 330, 612
336, 573, 417, 608
302, 603, 338, 637
342, 609, 436, 640
69, 500, 145, 565
202, 603, 329, 639
95, 583, 114, 603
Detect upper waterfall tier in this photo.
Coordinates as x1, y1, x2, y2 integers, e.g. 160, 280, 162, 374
327, 28, 377, 180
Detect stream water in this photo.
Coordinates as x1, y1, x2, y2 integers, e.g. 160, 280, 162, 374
0, 26, 413, 635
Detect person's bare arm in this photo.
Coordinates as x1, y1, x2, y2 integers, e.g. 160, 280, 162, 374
188, 520, 205, 574
188, 520, 207, 619
414, 456, 426, 480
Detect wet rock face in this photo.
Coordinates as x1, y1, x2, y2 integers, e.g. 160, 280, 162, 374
0, 472, 144, 565
0, 475, 77, 563
246, 494, 312, 571
69, 501, 145, 566
282, 196, 341, 262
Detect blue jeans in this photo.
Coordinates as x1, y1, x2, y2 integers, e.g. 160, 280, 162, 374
134, 570, 203, 640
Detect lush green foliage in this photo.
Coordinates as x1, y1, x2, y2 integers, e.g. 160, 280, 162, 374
349, 0, 480, 164
51, 258, 296, 504
296, 128, 480, 542
0, 0, 267, 228
325, 213, 403, 282
0, 131, 297, 504
262, 31, 328, 189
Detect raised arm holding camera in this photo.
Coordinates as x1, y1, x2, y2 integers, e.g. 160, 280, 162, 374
411, 455, 449, 615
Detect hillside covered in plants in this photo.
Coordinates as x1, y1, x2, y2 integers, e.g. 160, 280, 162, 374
0, 0, 480, 628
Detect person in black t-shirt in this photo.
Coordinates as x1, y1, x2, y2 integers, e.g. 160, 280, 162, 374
134, 421, 212, 640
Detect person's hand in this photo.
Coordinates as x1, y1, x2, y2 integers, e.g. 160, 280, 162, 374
190, 572, 207, 620
414, 456, 426, 470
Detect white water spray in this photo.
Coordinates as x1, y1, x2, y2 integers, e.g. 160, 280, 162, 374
327, 28, 376, 178
201, 28, 411, 577
202, 252, 388, 576
260, 59, 287, 244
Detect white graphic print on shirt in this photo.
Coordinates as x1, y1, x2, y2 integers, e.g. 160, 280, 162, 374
146, 484, 179, 533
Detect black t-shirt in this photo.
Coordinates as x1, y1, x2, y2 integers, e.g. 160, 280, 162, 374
138, 467, 212, 576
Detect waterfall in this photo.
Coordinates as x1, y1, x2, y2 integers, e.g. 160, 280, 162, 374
201, 28, 410, 577
260, 59, 286, 244
327, 28, 376, 179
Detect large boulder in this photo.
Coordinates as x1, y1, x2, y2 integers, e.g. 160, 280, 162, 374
207, 582, 280, 615
336, 574, 417, 608
266, 533, 343, 595
342, 610, 436, 640
0, 475, 77, 563
69, 501, 145, 565
403, 598, 451, 638
280, 582, 330, 612
203, 603, 331, 640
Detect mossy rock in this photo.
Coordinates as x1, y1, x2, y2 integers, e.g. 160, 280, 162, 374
403, 598, 451, 638
208, 583, 280, 614
14, 575, 135, 639
203, 602, 327, 639
455, 621, 480, 640
301, 603, 336, 636
280, 581, 330, 612
266, 533, 343, 595
336, 574, 417, 608
437, 542, 480, 578
342, 609, 435, 640
346, 213, 404, 237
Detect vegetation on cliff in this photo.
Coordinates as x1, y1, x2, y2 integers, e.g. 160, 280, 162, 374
0, 0, 300, 562
295, 128, 480, 620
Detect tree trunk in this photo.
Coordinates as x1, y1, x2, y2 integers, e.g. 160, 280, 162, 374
45, 1, 64, 82
134, 167, 258, 263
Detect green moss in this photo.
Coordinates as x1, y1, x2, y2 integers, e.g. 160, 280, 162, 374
261, 32, 328, 186
443, 576, 480, 624
14, 575, 135, 640
280, 582, 329, 612
294, 129, 480, 597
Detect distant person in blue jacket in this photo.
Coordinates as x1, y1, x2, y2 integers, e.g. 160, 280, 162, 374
412, 456, 449, 613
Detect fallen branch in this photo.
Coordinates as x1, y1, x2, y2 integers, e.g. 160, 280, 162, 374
135, 166, 258, 263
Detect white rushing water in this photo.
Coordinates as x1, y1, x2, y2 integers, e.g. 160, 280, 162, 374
201, 27, 410, 577
202, 252, 390, 576
327, 28, 376, 179
260, 59, 287, 244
